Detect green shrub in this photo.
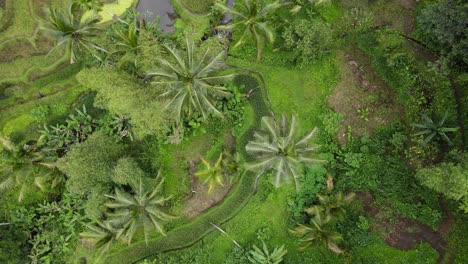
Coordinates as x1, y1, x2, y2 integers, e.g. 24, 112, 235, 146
181, 0, 214, 14
282, 18, 334, 66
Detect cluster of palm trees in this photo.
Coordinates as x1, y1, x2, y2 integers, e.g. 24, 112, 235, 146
290, 190, 355, 254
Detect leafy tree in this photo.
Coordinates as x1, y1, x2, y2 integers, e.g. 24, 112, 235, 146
416, 0, 468, 68
41, 4, 105, 64
415, 159, 468, 212
112, 157, 145, 186
72, 0, 103, 13
215, 0, 286, 61
77, 67, 166, 136
282, 18, 333, 65
248, 241, 287, 264
38, 105, 98, 157
290, 207, 343, 254
10, 193, 86, 263
56, 132, 125, 195
104, 174, 175, 244
245, 114, 324, 190
148, 37, 234, 123
411, 111, 458, 146
195, 153, 225, 193
0, 138, 54, 202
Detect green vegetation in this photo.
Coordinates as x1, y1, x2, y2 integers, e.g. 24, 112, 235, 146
0, 0, 467, 263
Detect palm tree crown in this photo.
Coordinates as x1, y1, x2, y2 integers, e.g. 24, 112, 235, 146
0, 137, 52, 202
215, 0, 286, 61
42, 4, 105, 64
411, 111, 459, 146
290, 207, 343, 253
104, 174, 175, 244
148, 37, 234, 123
245, 114, 324, 190
195, 153, 225, 193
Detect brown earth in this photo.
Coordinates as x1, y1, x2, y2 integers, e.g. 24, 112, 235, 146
181, 129, 237, 219
328, 47, 401, 145
357, 192, 454, 263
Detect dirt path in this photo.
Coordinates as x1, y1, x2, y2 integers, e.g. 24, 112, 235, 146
357, 192, 454, 263
329, 47, 401, 144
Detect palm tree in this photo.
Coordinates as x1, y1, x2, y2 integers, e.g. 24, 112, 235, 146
306, 192, 355, 223
215, 0, 287, 61
110, 22, 139, 68
104, 174, 175, 244
148, 37, 235, 123
195, 153, 225, 193
245, 114, 324, 190
411, 111, 458, 146
248, 240, 288, 264
0, 137, 51, 202
41, 4, 105, 64
290, 207, 343, 254
80, 220, 121, 255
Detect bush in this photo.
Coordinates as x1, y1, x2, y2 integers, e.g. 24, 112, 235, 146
57, 132, 125, 195
416, 0, 468, 69
415, 158, 468, 213
282, 18, 334, 66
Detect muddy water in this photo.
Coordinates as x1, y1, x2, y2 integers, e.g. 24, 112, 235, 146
136, 0, 177, 32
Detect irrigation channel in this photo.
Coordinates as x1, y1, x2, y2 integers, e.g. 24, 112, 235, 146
136, 0, 177, 32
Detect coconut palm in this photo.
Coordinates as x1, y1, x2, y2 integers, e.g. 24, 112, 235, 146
290, 207, 343, 254
245, 114, 324, 190
80, 219, 121, 255
306, 192, 355, 223
411, 111, 458, 146
195, 153, 225, 193
148, 37, 234, 123
42, 4, 105, 64
104, 174, 175, 244
215, 0, 287, 61
110, 22, 139, 68
0, 137, 52, 202
248, 240, 288, 264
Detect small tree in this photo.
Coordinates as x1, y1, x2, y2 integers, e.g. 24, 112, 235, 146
195, 153, 225, 193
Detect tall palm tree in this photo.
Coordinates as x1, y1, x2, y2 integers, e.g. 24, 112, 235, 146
245, 114, 324, 190
80, 219, 121, 255
0, 137, 51, 202
104, 174, 175, 244
42, 4, 105, 64
411, 111, 459, 146
110, 22, 139, 68
248, 240, 288, 264
215, 0, 287, 61
290, 207, 343, 254
148, 37, 235, 123
195, 153, 225, 193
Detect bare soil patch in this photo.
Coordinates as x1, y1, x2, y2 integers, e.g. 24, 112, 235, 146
357, 192, 454, 263
181, 129, 236, 219
328, 46, 401, 144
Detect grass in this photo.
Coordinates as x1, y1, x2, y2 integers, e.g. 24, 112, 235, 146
180, 0, 214, 14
